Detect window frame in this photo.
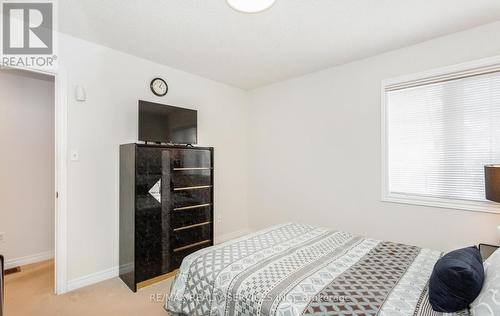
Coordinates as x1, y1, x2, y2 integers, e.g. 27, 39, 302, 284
381, 56, 500, 214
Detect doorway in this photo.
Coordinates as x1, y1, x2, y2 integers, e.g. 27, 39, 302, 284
0, 67, 63, 302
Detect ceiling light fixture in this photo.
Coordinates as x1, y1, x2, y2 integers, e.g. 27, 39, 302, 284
226, 0, 276, 13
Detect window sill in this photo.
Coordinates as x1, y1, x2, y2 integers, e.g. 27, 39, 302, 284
382, 193, 500, 215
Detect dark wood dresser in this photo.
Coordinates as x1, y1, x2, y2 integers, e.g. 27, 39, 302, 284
119, 143, 214, 292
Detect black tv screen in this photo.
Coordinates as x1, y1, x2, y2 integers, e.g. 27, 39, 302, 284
138, 101, 197, 144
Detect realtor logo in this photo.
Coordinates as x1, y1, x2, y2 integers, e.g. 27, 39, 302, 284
2, 2, 53, 54
1, 1, 56, 69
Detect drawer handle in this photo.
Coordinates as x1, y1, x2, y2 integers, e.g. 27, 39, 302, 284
174, 203, 211, 211
173, 185, 212, 191
174, 240, 211, 252
174, 221, 212, 232
173, 167, 212, 171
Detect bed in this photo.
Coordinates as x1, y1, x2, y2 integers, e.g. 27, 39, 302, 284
166, 223, 468, 316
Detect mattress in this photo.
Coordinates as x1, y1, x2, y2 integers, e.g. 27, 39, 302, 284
166, 223, 466, 316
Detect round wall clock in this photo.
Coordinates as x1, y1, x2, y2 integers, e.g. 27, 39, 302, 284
150, 78, 168, 96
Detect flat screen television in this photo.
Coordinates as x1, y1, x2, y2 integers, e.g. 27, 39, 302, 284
138, 100, 198, 144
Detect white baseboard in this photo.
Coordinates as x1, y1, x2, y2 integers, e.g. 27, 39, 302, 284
66, 266, 119, 292
5, 250, 54, 269
216, 228, 253, 244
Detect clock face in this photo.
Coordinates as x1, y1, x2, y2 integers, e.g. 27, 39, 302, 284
151, 78, 168, 96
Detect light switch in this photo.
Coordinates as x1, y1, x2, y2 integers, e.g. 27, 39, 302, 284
70, 149, 79, 161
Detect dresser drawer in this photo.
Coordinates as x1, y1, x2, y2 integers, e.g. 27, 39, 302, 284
171, 149, 211, 169
172, 187, 212, 209
171, 169, 211, 188
171, 206, 212, 229
171, 224, 212, 250
171, 241, 212, 270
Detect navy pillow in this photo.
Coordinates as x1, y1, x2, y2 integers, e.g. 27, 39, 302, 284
429, 246, 484, 312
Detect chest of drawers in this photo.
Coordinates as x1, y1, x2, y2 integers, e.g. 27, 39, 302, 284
119, 143, 214, 292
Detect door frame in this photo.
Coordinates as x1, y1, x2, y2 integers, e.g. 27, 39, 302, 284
2, 65, 68, 294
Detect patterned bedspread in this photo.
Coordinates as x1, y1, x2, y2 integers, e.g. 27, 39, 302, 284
166, 223, 465, 316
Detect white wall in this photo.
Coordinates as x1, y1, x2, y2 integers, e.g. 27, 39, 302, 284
57, 34, 250, 283
0, 69, 55, 267
248, 21, 500, 252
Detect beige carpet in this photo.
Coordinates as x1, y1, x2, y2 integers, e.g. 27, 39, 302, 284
5, 260, 174, 316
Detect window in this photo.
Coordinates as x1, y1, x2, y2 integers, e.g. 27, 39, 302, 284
382, 58, 500, 213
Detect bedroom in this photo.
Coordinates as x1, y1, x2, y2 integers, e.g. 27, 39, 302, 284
1, 0, 500, 315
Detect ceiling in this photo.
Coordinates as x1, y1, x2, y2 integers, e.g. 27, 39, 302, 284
59, 0, 500, 90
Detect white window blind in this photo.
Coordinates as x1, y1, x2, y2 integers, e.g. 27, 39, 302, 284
386, 70, 500, 203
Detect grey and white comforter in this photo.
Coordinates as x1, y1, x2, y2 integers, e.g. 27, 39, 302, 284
166, 223, 465, 316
